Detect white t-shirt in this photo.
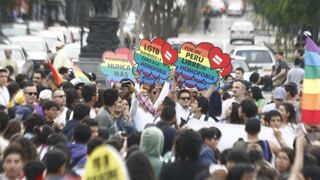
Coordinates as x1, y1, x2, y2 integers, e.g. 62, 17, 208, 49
176, 103, 191, 125
0, 86, 10, 107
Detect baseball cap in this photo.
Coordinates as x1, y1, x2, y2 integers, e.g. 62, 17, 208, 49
70, 77, 85, 87
39, 89, 52, 100
0, 66, 9, 73
274, 87, 286, 100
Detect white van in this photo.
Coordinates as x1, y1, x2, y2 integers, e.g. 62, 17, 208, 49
230, 20, 255, 44
230, 46, 275, 76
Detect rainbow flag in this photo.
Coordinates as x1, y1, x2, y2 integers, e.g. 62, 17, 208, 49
301, 36, 320, 124
48, 61, 64, 86
73, 64, 90, 84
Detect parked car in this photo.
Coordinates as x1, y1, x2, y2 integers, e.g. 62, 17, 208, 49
10, 36, 49, 70
35, 30, 65, 53
230, 46, 275, 77
226, 0, 244, 16
230, 55, 252, 81
208, 0, 226, 14
230, 20, 255, 44
1, 23, 28, 37
0, 44, 29, 73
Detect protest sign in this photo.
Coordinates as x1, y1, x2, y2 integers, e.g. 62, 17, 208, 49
175, 42, 231, 90
186, 120, 296, 151
133, 37, 178, 85
100, 48, 135, 83
83, 145, 129, 180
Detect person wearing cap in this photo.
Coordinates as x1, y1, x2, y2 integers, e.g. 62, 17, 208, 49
0, 49, 19, 77
53, 42, 72, 70
0, 66, 10, 107
70, 78, 85, 103
220, 80, 248, 120
262, 86, 286, 113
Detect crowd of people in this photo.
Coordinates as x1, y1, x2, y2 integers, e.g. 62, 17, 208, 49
0, 45, 319, 180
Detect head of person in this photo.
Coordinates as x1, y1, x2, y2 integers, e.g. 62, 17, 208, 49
81, 84, 97, 104
147, 85, 160, 102
240, 99, 258, 120
103, 88, 120, 110
10, 135, 38, 162
177, 89, 191, 108
199, 127, 222, 150
249, 72, 260, 84
5, 65, 14, 77
0, 67, 8, 86
87, 137, 104, 155
227, 102, 243, 124
114, 97, 125, 114
226, 150, 250, 170
275, 51, 284, 61
226, 163, 256, 180
126, 150, 155, 180
83, 118, 99, 138
43, 101, 60, 122
58, 67, 69, 79
42, 149, 67, 176
273, 87, 286, 108
0, 111, 9, 133
232, 80, 247, 99
160, 105, 176, 124
4, 49, 12, 59
174, 129, 202, 161
250, 86, 264, 101
70, 78, 85, 98
225, 74, 234, 84
73, 103, 90, 121
245, 119, 261, 136
3, 120, 23, 140
265, 110, 282, 129
279, 102, 296, 124
23, 161, 45, 180
52, 89, 66, 107
294, 57, 302, 67
32, 70, 45, 85
2, 145, 24, 180
276, 148, 295, 174
191, 96, 209, 115
235, 67, 244, 80
284, 82, 298, 98
16, 74, 29, 89
294, 48, 304, 59
73, 124, 92, 144
139, 126, 164, 157
23, 83, 38, 105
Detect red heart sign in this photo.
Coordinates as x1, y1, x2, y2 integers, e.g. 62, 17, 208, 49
208, 47, 231, 69
220, 64, 233, 77
180, 42, 214, 58
161, 43, 178, 65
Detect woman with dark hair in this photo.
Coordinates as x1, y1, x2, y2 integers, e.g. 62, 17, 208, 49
225, 102, 243, 124
250, 86, 265, 114
23, 113, 45, 139
10, 135, 39, 162
279, 102, 296, 127
275, 148, 295, 179
32, 124, 55, 159
160, 129, 209, 180
126, 150, 155, 180
2, 120, 23, 140
226, 163, 256, 180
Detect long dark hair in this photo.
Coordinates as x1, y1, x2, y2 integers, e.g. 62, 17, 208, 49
250, 86, 264, 101
230, 102, 244, 124
281, 103, 296, 124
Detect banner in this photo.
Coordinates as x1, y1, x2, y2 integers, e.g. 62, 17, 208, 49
100, 48, 135, 83
133, 37, 178, 85
83, 145, 129, 180
186, 120, 296, 151
176, 42, 232, 90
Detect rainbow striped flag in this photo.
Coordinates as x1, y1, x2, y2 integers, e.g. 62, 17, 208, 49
301, 36, 320, 124
73, 64, 90, 85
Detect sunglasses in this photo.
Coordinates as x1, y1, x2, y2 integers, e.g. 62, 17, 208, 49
180, 97, 191, 101
54, 95, 65, 98
26, 92, 38, 96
